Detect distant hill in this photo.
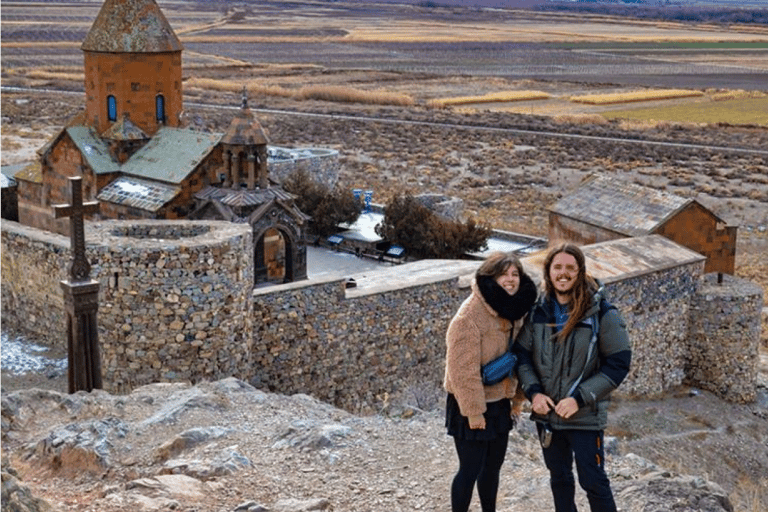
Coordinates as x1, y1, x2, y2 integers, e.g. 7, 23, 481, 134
352, 0, 768, 24
357, 0, 768, 6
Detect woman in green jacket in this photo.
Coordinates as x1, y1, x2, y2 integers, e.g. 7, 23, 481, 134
513, 243, 631, 512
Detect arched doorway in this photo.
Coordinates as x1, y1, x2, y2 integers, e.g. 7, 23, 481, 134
254, 226, 297, 285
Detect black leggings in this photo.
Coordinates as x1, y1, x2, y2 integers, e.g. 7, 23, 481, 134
451, 434, 509, 512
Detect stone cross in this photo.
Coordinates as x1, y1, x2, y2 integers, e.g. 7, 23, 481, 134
52, 176, 103, 393
54, 176, 99, 282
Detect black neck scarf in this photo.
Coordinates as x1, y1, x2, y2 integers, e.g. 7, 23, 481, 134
477, 272, 538, 323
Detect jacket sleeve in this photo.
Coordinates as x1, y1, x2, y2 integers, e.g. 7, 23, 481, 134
574, 308, 632, 406
512, 321, 544, 401
445, 315, 487, 418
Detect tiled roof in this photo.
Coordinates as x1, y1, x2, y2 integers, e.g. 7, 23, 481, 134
9, 161, 41, 184
121, 127, 221, 184
521, 235, 706, 285
102, 114, 149, 141
81, 0, 182, 53
220, 106, 269, 146
194, 186, 296, 207
67, 126, 121, 175
548, 174, 692, 236
97, 176, 180, 213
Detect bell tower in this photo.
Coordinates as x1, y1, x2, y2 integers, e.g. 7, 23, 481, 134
81, 0, 183, 136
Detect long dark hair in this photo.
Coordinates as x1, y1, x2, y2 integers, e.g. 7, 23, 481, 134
543, 243, 598, 341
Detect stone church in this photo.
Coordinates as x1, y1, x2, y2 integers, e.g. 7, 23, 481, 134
12, 0, 312, 285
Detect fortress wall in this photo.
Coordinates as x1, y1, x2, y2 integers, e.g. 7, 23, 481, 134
1, 222, 69, 340
89, 221, 254, 393
602, 261, 705, 398
268, 147, 340, 189
2, 220, 254, 394
688, 273, 763, 403
2, 222, 761, 409
251, 274, 470, 414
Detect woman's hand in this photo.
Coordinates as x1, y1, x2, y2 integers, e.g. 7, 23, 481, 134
531, 393, 555, 416
555, 397, 579, 419
468, 414, 486, 429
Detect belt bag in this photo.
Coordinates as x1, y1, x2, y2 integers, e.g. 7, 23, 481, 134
481, 351, 517, 385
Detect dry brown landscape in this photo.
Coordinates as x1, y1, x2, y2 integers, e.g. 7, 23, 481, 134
2, 1, 768, 511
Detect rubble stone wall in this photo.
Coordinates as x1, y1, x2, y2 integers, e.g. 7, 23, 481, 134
688, 273, 763, 402
2, 221, 762, 409
601, 261, 704, 398
251, 275, 468, 413
1, 222, 68, 340
1, 220, 254, 394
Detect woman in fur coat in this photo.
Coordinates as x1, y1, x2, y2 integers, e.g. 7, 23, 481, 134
444, 251, 538, 512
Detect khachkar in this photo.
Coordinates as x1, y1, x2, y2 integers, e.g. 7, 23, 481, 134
53, 176, 102, 393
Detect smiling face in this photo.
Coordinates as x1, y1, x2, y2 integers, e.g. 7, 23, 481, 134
495, 264, 521, 296
548, 252, 579, 302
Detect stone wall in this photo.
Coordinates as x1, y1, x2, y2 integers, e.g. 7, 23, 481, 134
1, 221, 762, 411
1, 222, 68, 340
688, 273, 764, 402
250, 263, 476, 413
89, 221, 254, 393
1, 220, 254, 394
600, 261, 704, 397
268, 147, 340, 189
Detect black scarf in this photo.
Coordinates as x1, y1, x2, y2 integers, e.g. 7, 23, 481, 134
477, 272, 538, 323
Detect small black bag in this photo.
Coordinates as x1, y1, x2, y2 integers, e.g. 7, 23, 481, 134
481, 351, 517, 385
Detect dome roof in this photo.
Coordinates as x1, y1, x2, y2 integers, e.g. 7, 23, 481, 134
81, 0, 182, 53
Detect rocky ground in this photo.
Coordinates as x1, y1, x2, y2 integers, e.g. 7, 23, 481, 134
2, 370, 767, 512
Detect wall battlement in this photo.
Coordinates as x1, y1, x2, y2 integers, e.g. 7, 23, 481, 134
2, 221, 762, 410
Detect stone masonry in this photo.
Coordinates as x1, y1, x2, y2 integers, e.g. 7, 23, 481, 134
688, 273, 763, 402
1, 220, 763, 410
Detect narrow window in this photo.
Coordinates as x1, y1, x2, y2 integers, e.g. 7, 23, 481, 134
156, 94, 166, 124
107, 95, 117, 122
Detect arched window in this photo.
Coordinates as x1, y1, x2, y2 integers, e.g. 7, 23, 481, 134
155, 94, 166, 124
107, 95, 117, 122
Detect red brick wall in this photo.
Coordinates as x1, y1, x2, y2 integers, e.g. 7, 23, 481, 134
18, 135, 113, 235
654, 203, 736, 274
84, 51, 182, 136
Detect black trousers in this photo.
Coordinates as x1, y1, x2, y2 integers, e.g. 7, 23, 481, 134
537, 425, 617, 512
451, 434, 509, 512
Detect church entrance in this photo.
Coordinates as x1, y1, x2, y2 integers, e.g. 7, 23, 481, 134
255, 227, 295, 286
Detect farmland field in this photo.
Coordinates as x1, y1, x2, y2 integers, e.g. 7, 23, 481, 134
2, 0, 768, 308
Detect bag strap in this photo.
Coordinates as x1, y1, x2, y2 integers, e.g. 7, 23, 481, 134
566, 298, 612, 397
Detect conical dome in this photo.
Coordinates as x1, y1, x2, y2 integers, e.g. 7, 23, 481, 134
81, 0, 182, 53
221, 89, 269, 146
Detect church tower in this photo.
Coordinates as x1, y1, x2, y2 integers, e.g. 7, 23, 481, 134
81, 0, 183, 136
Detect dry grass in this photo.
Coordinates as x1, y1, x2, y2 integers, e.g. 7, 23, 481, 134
730, 475, 768, 512
185, 77, 295, 98
185, 78, 415, 106
571, 89, 705, 105
552, 113, 610, 125
1, 41, 79, 48
711, 89, 768, 102
295, 85, 415, 106
24, 70, 83, 81
427, 90, 550, 108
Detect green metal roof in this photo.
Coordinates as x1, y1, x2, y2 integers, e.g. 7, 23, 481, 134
67, 126, 121, 175
120, 127, 221, 184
